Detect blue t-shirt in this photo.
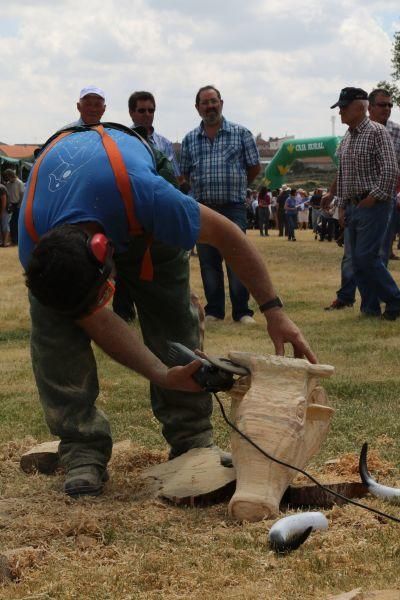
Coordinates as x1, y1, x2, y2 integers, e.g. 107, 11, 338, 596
19, 127, 200, 269
284, 197, 297, 214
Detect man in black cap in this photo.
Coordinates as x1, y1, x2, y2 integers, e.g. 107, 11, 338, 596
323, 87, 400, 319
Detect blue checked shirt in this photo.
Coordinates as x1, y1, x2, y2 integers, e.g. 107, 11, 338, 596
180, 117, 260, 205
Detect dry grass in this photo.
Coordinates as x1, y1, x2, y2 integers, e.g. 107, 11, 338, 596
1, 232, 400, 599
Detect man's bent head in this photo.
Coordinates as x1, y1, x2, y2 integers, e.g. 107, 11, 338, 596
25, 224, 114, 318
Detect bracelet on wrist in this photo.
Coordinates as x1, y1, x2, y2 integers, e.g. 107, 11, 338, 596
259, 296, 283, 312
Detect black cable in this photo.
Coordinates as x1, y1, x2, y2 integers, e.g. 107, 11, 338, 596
213, 392, 400, 524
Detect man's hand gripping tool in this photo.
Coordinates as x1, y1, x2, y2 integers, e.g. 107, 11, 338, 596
167, 342, 249, 392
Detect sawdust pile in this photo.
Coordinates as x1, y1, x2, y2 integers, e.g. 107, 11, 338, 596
1, 438, 399, 599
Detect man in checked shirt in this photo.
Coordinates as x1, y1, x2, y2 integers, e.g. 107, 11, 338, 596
180, 85, 261, 325
324, 87, 400, 320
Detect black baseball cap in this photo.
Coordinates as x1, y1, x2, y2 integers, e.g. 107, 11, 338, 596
330, 87, 368, 109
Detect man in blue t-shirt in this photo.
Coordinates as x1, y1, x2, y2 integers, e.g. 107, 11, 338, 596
20, 125, 315, 498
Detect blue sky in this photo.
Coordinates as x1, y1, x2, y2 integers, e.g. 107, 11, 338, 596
0, 0, 399, 144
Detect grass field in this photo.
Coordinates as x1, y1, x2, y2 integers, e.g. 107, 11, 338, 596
1, 229, 400, 599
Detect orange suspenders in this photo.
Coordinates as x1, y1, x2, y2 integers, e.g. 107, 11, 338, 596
24, 125, 153, 281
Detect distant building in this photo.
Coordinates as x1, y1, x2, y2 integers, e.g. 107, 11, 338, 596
256, 133, 295, 152
0, 143, 40, 160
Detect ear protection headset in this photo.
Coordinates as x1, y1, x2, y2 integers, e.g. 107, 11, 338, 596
87, 233, 114, 285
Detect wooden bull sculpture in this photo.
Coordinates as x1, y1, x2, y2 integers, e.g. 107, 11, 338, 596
227, 352, 334, 522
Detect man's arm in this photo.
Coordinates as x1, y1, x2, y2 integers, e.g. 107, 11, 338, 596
178, 135, 192, 193
247, 164, 261, 184
321, 177, 337, 207
18, 180, 25, 202
359, 128, 398, 208
0, 191, 6, 214
242, 127, 261, 185
77, 309, 203, 392
197, 205, 317, 363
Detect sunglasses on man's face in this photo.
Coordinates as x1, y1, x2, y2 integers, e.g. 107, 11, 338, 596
136, 107, 155, 114
374, 102, 393, 108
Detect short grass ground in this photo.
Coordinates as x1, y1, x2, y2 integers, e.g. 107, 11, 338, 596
1, 229, 400, 599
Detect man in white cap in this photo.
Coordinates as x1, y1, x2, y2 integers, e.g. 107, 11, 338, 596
62, 85, 106, 129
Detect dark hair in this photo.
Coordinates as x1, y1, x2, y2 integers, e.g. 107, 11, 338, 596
25, 224, 102, 316
195, 85, 221, 107
3, 168, 16, 179
290, 189, 296, 196
368, 88, 391, 104
258, 186, 267, 199
128, 91, 156, 112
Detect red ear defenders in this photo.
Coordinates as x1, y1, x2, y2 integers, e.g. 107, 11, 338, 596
87, 233, 114, 282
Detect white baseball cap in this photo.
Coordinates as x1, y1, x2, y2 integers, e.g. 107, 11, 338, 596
79, 85, 106, 101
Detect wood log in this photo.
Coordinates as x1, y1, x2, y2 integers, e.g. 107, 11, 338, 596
227, 352, 334, 522
282, 481, 368, 508
20, 439, 134, 475
20, 441, 60, 474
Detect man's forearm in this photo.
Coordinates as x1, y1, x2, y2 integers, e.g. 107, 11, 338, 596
78, 309, 169, 386
197, 205, 317, 363
198, 205, 276, 307
247, 164, 261, 185
329, 177, 337, 196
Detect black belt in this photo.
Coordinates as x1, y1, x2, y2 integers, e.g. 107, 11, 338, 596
346, 191, 370, 205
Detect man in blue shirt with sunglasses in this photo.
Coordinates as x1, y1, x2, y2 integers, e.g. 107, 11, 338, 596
128, 90, 181, 180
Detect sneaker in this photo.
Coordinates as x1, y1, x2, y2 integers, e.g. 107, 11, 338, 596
238, 315, 256, 325
205, 315, 222, 323
64, 465, 108, 498
324, 299, 354, 311
382, 310, 400, 321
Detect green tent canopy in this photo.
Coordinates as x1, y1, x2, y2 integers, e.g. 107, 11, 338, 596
0, 155, 33, 180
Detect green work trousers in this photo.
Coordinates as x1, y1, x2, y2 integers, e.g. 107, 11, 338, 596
29, 238, 213, 471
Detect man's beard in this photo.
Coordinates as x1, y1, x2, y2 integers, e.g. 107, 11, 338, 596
204, 110, 221, 125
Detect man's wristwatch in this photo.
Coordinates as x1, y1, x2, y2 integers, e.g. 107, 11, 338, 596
259, 296, 283, 313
